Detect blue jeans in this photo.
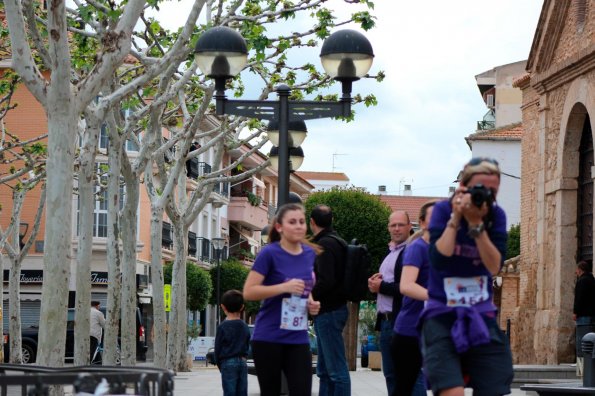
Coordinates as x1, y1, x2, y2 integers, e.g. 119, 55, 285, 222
220, 357, 248, 396
380, 318, 395, 395
314, 305, 351, 396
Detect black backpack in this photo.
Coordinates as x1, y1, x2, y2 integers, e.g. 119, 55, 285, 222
328, 235, 371, 302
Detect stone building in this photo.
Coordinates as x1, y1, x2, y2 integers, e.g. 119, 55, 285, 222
513, 0, 595, 364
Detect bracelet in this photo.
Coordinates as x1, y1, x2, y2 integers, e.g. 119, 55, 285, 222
447, 219, 459, 229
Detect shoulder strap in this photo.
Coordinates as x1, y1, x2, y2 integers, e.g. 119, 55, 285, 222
323, 233, 348, 248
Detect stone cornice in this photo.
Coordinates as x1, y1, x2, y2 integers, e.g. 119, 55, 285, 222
545, 177, 578, 195
531, 45, 595, 94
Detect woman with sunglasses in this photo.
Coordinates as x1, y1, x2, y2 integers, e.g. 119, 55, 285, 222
419, 157, 513, 396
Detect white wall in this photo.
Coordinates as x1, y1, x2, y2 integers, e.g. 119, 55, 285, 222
308, 179, 350, 191
470, 140, 521, 228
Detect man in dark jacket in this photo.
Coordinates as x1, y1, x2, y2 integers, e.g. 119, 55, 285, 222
310, 204, 350, 396
574, 260, 595, 375
574, 260, 595, 323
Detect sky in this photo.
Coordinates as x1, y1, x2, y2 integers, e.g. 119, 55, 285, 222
158, 1, 544, 197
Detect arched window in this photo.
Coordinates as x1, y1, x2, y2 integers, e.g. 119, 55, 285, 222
577, 114, 593, 262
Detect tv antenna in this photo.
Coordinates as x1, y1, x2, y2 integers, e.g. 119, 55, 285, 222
332, 152, 348, 172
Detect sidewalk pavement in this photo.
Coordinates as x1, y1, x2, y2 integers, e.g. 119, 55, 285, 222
174, 361, 532, 395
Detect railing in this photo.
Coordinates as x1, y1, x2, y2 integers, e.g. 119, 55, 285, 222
213, 181, 230, 198
162, 222, 173, 249
186, 158, 199, 179
0, 364, 174, 396
267, 202, 276, 220
188, 231, 197, 256
197, 237, 211, 262
476, 120, 495, 130
198, 162, 212, 176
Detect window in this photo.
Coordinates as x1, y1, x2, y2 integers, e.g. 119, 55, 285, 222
99, 125, 109, 150
486, 94, 494, 108
76, 163, 125, 238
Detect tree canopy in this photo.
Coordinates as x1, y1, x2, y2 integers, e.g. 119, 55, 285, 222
304, 186, 392, 274
210, 258, 259, 317
164, 262, 212, 312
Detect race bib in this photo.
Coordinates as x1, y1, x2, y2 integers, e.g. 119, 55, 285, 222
280, 297, 308, 331
444, 276, 489, 307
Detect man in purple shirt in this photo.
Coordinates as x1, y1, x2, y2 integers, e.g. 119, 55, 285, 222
368, 210, 411, 395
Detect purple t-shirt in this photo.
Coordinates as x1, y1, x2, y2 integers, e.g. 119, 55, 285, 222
251, 241, 316, 344
394, 237, 429, 337
426, 199, 507, 309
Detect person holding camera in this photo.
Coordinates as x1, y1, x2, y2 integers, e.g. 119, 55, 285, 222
419, 157, 513, 396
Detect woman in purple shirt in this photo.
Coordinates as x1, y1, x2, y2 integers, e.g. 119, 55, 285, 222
243, 203, 321, 396
420, 158, 513, 396
391, 200, 436, 396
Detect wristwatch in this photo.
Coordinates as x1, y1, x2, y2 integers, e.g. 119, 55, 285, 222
467, 223, 485, 238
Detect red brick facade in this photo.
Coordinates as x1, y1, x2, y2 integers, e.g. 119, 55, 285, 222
512, 0, 595, 364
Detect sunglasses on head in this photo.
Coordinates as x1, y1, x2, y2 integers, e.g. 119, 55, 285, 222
466, 157, 499, 167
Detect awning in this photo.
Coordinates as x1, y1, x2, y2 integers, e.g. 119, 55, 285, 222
252, 177, 265, 189
231, 225, 260, 248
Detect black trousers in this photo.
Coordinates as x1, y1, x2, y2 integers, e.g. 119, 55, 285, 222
390, 333, 423, 396
251, 340, 312, 396
90, 336, 101, 364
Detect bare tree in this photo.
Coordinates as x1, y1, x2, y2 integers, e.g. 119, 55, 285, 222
3, 0, 378, 369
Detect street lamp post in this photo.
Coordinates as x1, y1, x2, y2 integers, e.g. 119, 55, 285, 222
194, 27, 374, 207
212, 237, 226, 326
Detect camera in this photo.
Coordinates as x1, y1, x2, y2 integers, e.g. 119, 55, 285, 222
466, 184, 495, 208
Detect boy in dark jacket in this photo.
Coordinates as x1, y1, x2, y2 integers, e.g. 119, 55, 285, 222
215, 290, 251, 396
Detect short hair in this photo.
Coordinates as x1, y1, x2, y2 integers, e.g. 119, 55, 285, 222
91, 301, 100, 307
460, 157, 501, 185
221, 290, 244, 313
578, 260, 593, 273
310, 204, 333, 229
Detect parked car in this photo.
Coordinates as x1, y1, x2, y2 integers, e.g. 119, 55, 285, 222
3, 306, 147, 363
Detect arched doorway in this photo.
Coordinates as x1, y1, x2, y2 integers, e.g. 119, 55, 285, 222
577, 114, 593, 263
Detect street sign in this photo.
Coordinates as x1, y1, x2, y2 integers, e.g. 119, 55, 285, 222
164, 284, 171, 312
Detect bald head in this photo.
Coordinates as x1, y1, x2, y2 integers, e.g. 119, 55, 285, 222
388, 211, 411, 244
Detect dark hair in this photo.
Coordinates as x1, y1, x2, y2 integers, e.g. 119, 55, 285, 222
91, 301, 100, 307
418, 200, 437, 222
269, 203, 305, 243
221, 290, 244, 313
310, 204, 333, 229
578, 260, 593, 273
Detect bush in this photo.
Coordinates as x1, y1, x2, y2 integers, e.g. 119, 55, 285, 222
304, 186, 392, 275
164, 261, 212, 312
507, 223, 520, 259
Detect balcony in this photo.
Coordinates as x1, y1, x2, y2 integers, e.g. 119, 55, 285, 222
210, 181, 230, 208
476, 120, 495, 131
228, 196, 268, 231
188, 231, 197, 257
197, 237, 212, 263
162, 222, 173, 250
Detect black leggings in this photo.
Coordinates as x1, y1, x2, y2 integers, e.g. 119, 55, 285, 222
252, 341, 312, 396
390, 333, 423, 396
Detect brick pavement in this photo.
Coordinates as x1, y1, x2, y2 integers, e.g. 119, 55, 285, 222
173, 361, 532, 395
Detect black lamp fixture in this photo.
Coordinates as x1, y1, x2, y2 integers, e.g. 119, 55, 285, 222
268, 146, 305, 172
194, 27, 373, 206
211, 236, 226, 326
